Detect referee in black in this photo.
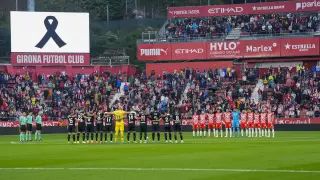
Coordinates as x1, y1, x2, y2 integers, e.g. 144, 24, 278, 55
163, 111, 172, 143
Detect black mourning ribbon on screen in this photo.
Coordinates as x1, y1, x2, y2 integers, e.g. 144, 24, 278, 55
35, 16, 66, 48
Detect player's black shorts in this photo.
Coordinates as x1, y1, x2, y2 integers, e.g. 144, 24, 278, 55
27, 124, 32, 131
86, 124, 94, 133
164, 125, 171, 132
36, 123, 42, 130
152, 124, 160, 132
140, 125, 147, 132
20, 125, 26, 132
174, 124, 182, 132
105, 124, 113, 132
96, 123, 103, 131
128, 124, 136, 132
78, 122, 85, 132
68, 125, 76, 133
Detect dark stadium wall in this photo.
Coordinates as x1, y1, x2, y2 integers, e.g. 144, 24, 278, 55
146, 61, 233, 76
1, 125, 320, 135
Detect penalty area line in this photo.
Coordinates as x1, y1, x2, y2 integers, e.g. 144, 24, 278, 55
0, 168, 319, 173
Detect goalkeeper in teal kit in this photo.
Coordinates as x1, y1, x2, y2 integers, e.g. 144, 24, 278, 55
232, 109, 240, 137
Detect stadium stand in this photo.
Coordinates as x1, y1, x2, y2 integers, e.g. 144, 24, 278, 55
1, 64, 319, 121
165, 13, 320, 40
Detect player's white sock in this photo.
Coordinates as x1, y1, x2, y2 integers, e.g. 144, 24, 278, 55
255, 128, 257, 137
258, 128, 261, 137
193, 131, 195, 137
249, 128, 252, 137
225, 129, 228, 137
229, 128, 232, 137
272, 129, 275, 138
204, 130, 206, 137
197, 130, 199, 136
265, 129, 267, 137
240, 129, 243, 136
215, 129, 218, 137
245, 129, 248, 136
213, 129, 216, 137
267, 129, 270, 137
208, 129, 211, 137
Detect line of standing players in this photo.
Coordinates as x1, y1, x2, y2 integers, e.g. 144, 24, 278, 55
192, 109, 275, 138
67, 106, 184, 144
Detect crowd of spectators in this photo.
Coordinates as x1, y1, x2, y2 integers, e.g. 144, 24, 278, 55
165, 12, 320, 39
1, 64, 320, 121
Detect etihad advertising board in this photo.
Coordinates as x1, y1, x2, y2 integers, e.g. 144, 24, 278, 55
10, 11, 90, 65
167, 0, 320, 18
137, 37, 320, 61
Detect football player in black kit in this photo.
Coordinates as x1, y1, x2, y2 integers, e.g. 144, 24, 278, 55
127, 107, 137, 143
85, 109, 95, 143
67, 109, 77, 143
103, 110, 114, 143
173, 108, 184, 143
163, 111, 172, 143
138, 107, 148, 143
95, 108, 104, 143
150, 107, 161, 143
77, 110, 86, 143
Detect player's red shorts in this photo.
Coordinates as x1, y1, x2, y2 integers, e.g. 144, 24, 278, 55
254, 123, 261, 128
216, 123, 222, 129
240, 122, 247, 129
200, 123, 206, 129
224, 122, 231, 129
267, 123, 273, 129
208, 123, 215, 129
248, 121, 254, 128
193, 124, 199, 130
261, 123, 267, 128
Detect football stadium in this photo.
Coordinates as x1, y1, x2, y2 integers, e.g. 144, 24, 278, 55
0, 0, 320, 179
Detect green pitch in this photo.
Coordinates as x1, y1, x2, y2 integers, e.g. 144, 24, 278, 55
0, 131, 319, 180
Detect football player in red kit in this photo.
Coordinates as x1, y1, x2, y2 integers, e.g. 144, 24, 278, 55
199, 112, 207, 137
240, 110, 247, 137
192, 112, 199, 137
267, 110, 275, 138
260, 111, 267, 137
207, 111, 215, 137
223, 110, 232, 138
247, 110, 254, 138
254, 111, 261, 137
215, 109, 223, 137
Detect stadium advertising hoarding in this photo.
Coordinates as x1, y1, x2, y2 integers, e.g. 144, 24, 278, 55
168, 0, 320, 18
137, 37, 320, 61
280, 37, 320, 57
10, 11, 90, 65
1, 117, 320, 127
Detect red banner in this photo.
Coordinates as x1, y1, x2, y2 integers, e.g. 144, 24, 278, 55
137, 37, 320, 61
280, 37, 319, 57
11, 53, 90, 65
0, 121, 65, 128
241, 39, 280, 58
137, 43, 172, 61
171, 42, 207, 60
207, 41, 241, 59
168, 0, 320, 18
275, 118, 320, 124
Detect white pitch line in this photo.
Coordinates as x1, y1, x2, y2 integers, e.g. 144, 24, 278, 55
0, 167, 319, 173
